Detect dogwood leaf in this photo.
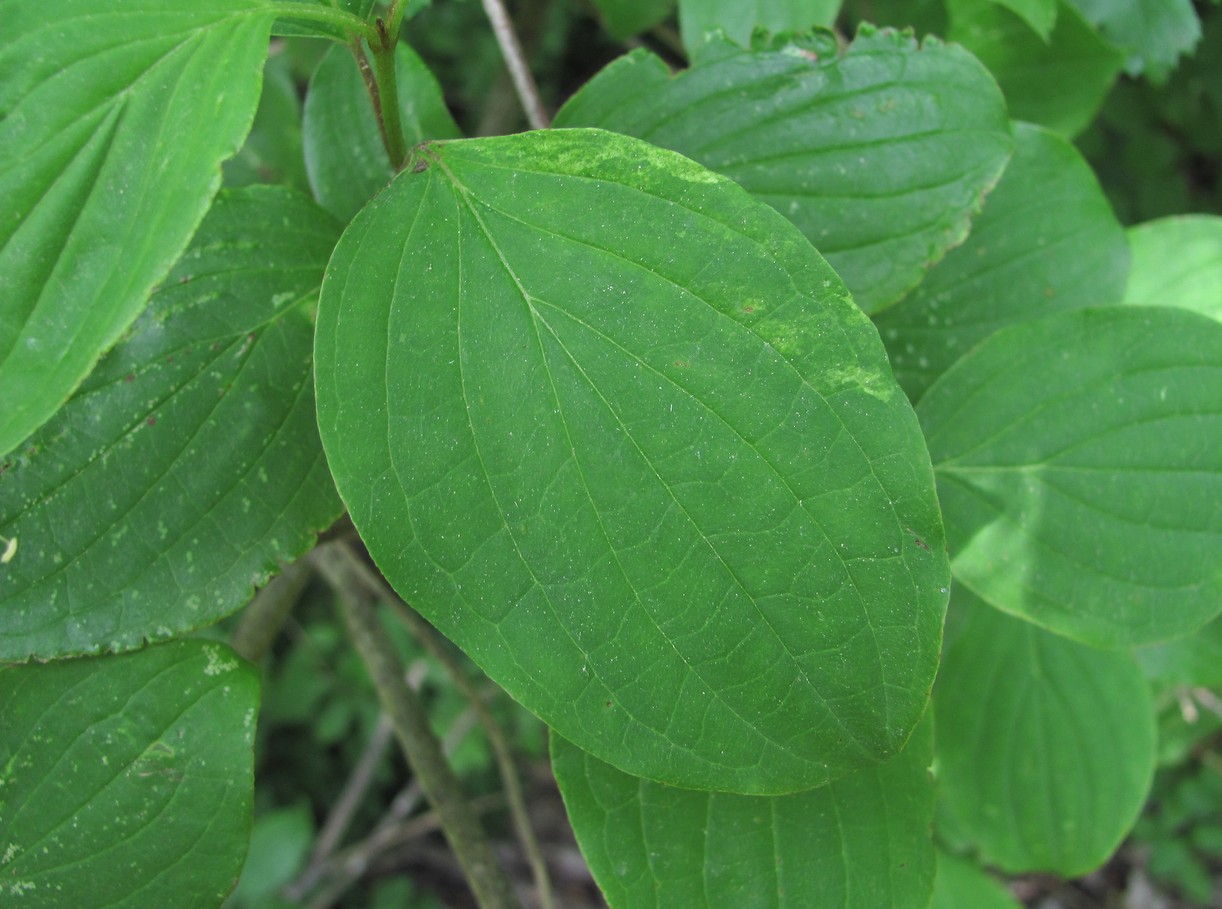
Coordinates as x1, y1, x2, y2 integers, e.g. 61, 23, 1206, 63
0, 0, 275, 456
554, 26, 1013, 313
315, 129, 949, 794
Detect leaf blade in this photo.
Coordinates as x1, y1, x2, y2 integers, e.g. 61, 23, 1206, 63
551, 716, 935, 909
917, 306, 1222, 646
875, 122, 1129, 403
0, 186, 344, 661
316, 129, 949, 793
1124, 215, 1222, 321
554, 26, 1014, 313
302, 43, 461, 223
0, 640, 260, 908
0, 0, 275, 456
933, 594, 1156, 874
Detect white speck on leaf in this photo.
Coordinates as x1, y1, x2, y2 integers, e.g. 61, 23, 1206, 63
203, 645, 237, 676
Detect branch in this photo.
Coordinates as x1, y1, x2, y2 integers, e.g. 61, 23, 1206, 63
309, 712, 395, 867
231, 559, 311, 662
337, 543, 557, 909
479, 0, 550, 129
289, 701, 482, 906
305, 794, 507, 909
312, 543, 521, 909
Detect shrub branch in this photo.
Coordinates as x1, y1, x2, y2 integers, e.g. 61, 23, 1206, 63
313, 543, 520, 909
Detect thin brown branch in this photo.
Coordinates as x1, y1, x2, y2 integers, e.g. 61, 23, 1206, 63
310, 713, 395, 867
312, 543, 520, 909
335, 542, 557, 909
231, 559, 311, 662
479, 0, 550, 129
287, 699, 482, 904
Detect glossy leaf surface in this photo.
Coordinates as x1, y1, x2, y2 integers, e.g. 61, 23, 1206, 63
875, 123, 1128, 402
934, 597, 1155, 874
0, 0, 275, 456
948, 0, 1124, 137
554, 26, 1013, 313
303, 43, 461, 223
0, 187, 343, 661
315, 129, 949, 793
918, 306, 1222, 646
1125, 215, 1222, 320
0, 640, 259, 908
552, 716, 934, 909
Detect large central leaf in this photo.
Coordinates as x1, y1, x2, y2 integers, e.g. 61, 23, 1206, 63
315, 129, 948, 794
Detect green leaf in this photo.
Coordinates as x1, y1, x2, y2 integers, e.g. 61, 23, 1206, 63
980, 0, 1059, 37
224, 51, 311, 192
1125, 215, 1222, 321
678, 0, 842, 51
0, 0, 276, 457
303, 43, 461, 223
841, 0, 948, 35
554, 26, 1013, 313
591, 0, 676, 39
933, 595, 1156, 874
1065, 0, 1202, 80
948, 0, 1125, 137
0, 186, 343, 661
315, 129, 949, 794
874, 122, 1129, 402
0, 640, 259, 908
931, 850, 1023, 909
551, 714, 935, 909
918, 307, 1222, 646
230, 804, 315, 906
1136, 614, 1222, 689
270, 0, 377, 39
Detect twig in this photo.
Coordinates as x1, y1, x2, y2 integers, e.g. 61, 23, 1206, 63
382, 702, 481, 827
293, 706, 482, 907
335, 542, 557, 909
305, 794, 508, 909
310, 713, 395, 868
478, 0, 550, 129
231, 559, 311, 662
312, 543, 521, 909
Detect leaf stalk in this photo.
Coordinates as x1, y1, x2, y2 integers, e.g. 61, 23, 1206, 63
369, 17, 409, 168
